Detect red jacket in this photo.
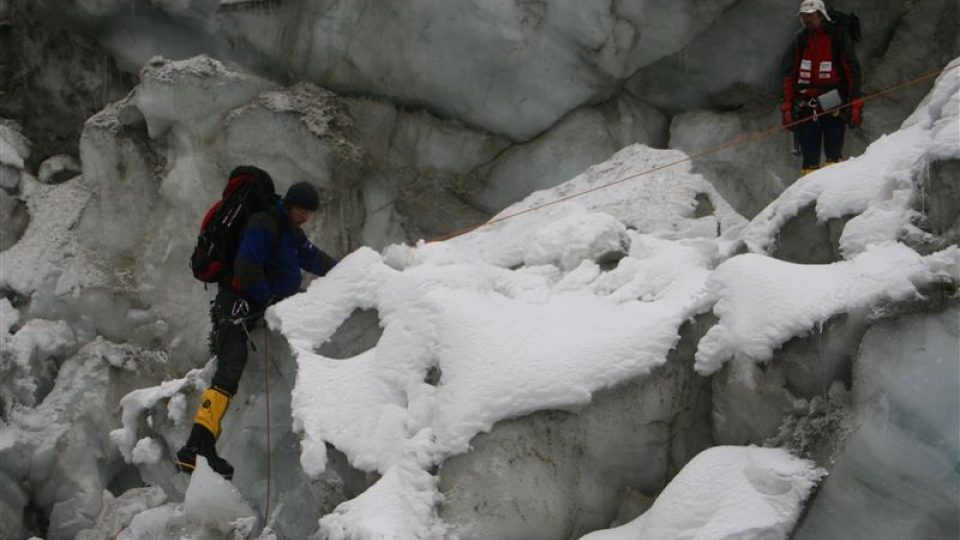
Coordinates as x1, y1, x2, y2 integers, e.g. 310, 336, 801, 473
781, 25, 861, 103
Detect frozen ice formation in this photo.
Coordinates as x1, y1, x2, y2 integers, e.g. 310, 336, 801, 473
1, 1, 958, 537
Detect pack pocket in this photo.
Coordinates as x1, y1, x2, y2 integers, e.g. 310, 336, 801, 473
817, 89, 842, 111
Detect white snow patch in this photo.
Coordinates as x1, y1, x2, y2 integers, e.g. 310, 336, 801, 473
131, 437, 164, 465
694, 243, 955, 375
452, 144, 747, 268
318, 465, 443, 540
111, 363, 212, 462
581, 446, 824, 540
183, 457, 256, 530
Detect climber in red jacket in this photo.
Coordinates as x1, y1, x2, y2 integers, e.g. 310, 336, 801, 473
780, 0, 863, 176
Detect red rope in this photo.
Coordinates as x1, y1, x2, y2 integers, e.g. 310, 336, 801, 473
429, 64, 957, 243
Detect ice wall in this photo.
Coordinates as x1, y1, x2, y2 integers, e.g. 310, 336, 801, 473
1, 1, 959, 538
9, 0, 957, 219
794, 305, 960, 540
25, 0, 736, 141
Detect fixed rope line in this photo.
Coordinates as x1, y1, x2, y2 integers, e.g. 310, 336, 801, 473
262, 331, 272, 527
429, 63, 957, 243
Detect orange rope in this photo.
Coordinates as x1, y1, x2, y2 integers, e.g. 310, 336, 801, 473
430, 63, 958, 243
263, 331, 272, 526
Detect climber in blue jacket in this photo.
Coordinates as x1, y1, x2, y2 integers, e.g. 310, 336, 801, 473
176, 181, 337, 479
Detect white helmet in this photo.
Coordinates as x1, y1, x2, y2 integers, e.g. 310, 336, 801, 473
798, 0, 832, 21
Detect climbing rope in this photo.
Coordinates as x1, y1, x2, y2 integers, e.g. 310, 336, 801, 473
262, 331, 272, 526
429, 63, 958, 243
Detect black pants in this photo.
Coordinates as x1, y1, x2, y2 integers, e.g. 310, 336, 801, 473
797, 109, 846, 169
209, 288, 259, 396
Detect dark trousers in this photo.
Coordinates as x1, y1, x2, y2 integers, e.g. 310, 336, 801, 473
797, 109, 846, 168
209, 288, 258, 396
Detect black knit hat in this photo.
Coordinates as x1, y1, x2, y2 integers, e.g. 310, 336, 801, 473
283, 181, 320, 211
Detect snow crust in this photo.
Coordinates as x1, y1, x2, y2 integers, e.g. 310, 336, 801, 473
184, 457, 256, 530
267, 143, 740, 537
111, 363, 211, 462
581, 446, 824, 540
694, 244, 946, 375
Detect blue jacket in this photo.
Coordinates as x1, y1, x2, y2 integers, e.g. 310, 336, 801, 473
231, 202, 337, 307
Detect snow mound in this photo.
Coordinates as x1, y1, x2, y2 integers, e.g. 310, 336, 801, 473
184, 457, 256, 530
107, 463, 257, 540
318, 465, 442, 540
270, 143, 740, 537
581, 446, 824, 540
694, 244, 955, 375
454, 143, 747, 267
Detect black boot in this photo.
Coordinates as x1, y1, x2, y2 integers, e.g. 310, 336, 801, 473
176, 424, 235, 480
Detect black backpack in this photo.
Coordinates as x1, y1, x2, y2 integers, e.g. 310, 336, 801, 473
190, 166, 278, 283
796, 9, 862, 51
827, 9, 862, 44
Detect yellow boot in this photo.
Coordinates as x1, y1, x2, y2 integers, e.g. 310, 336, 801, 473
194, 386, 231, 438
175, 387, 234, 479
800, 166, 820, 177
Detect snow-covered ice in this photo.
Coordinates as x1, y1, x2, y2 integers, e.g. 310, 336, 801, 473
264, 59, 959, 537
184, 457, 256, 530
580, 446, 824, 540
693, 244, 950, 375
1, 6, 957, 535
264, 142, 742, 537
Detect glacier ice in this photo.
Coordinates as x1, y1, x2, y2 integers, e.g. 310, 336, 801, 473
794, 305, 960, 539
1, 2, 959, 538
